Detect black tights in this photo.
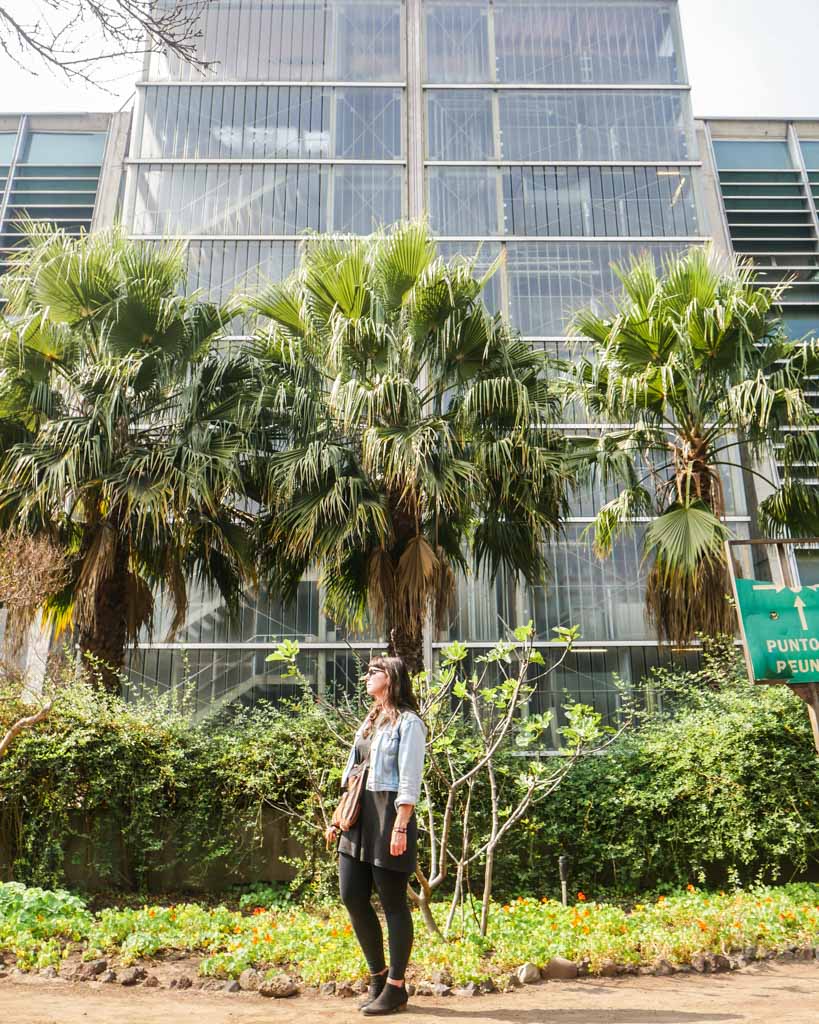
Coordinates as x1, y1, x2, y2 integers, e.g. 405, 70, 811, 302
339, 853, 413, 981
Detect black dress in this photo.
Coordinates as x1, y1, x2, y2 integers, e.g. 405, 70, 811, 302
337, 730, 418, 873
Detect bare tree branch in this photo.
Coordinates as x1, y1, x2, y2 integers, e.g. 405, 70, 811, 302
0, 0, 214, 89
0, 699, 52, 758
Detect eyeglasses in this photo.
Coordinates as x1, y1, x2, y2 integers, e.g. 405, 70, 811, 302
365, 667, 386, 677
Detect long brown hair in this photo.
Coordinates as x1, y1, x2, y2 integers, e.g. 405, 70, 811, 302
362, 654, 419, 735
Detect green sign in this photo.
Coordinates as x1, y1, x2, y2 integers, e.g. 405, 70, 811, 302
734, 579, 819, 684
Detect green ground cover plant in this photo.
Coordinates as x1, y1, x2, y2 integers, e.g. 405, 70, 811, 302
1, 880, 817, 983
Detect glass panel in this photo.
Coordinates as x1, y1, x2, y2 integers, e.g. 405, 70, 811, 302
332, 164, 405, 232
503, 90, 691, 161
504, 240, 692, 335
129, 163, 404, 236
427, 167, 501, 234
427, 90, 693, 162
529, 526, 652, 642
0, 132, 17, 163
800, 140, 819, 169
713, 140, 793, 170
186, 239, 301, 301
124, 648, 373, 713
429, 165, 699, 237
424, 0, 682, 85
149, 0, 403, 82
426, 91, 495, 160
21, 132, 107, 164
136, 86, 403, 159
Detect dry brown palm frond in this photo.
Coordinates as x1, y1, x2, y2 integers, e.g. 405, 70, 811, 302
367, 546, 395, 629
75, 524, 119, 630
124, 572, 155, 645
396, 534, 439, 632
645, 555, 735, 644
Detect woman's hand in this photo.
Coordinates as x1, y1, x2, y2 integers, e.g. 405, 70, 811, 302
390, 826, 407, 857
391, 804, 413, 856
325, 825, 339, 848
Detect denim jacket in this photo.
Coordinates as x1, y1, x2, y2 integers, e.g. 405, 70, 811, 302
341, 709, 427, 811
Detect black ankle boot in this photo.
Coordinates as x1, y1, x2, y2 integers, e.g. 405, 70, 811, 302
361, 981, 408, 1016
358, 972, 387, 1010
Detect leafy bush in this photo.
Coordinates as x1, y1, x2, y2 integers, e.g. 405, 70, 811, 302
1, 639, 817, 902
495, 640, 819, 897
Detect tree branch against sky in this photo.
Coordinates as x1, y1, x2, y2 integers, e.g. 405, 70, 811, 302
0, 0, 210, 89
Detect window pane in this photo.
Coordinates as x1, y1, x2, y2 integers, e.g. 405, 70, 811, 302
150, 0, 403, 82
186, 239, 301, 301
500, 90, 692, 161
427, 167, 501, 234
0, 132, 17, 163
332, 164, 405, 232
424, 0, 683, 84
504, 240, 692, 335
800, 140, 819, 168
429, 166, 698, 237
427, 90, 693, 162
129, 163, 404, 236
713, 140, 792, 170
21, 132, 107, 163
136, 86, 403, 159
426, 91, 494, 160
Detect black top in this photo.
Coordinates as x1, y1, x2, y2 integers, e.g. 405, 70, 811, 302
337, 730, 418, 873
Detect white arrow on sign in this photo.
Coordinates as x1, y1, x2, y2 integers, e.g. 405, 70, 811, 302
795, 595, 808, 631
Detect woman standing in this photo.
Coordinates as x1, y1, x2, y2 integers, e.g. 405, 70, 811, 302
326, 655, 426, 1016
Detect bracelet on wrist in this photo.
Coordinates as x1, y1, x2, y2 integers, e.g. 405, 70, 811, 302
392, 826, 408, 833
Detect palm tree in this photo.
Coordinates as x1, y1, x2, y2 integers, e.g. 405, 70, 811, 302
246, 223, 570, 672
0, 224, 255, 687
569, 246, 819, 644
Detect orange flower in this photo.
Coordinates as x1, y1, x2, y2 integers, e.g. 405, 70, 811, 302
657, 896, 666, 904
252, 907, 266, 916
344, 924, 353, 935
233, 925, 242, 934
148, 909, 156, 918
686, 884, 695, 893
697, 920, 708, 932
577, 892, 587, 902
582, 925, 590, 934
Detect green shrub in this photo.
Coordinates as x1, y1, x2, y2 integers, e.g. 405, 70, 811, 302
496, 640, 819, 897
1, 640, 817, 901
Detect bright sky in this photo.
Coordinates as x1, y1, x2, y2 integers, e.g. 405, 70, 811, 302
0, 0, 818, 117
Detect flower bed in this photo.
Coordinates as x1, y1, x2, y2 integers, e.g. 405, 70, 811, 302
1, 881, 817, 986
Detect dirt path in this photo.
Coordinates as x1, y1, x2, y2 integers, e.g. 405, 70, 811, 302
1, 962, 818, 1024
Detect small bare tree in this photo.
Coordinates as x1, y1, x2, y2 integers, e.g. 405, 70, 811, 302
0, 532, 71, 653
410, 623, 624, 937
0, 0, 212, 86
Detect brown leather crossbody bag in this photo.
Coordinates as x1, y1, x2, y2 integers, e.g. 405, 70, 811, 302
330, 750, 371, 835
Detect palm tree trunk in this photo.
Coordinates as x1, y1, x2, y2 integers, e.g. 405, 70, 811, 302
387, 620, 424, 676
77, 545, 129, 692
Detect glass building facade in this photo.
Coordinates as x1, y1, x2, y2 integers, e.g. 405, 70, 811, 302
119, 0, 736, 725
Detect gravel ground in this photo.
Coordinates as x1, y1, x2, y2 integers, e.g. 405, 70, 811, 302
1, 960, 818, 1024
